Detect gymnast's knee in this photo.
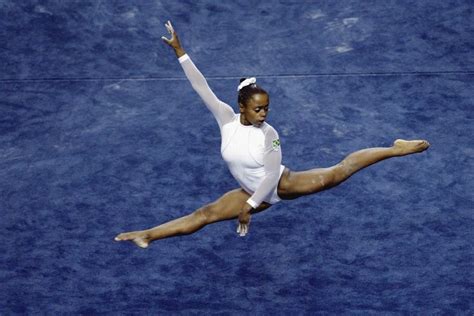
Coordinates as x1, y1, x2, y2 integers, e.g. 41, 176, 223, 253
332, 161, 353, 183
194, 203, 218, 224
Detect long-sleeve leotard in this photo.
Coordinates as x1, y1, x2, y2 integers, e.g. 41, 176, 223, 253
178, 54, 234, 129
178, 53, 283, 208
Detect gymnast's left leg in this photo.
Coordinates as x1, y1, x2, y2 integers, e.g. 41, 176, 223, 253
114, 188, 271, 248
277, 139, 430, 199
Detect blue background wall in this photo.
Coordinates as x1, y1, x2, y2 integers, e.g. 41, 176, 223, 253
1, 0, 472, 314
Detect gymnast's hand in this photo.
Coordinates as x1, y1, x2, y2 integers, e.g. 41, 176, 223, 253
161, 20, 185, 57
237, 203, 253, 237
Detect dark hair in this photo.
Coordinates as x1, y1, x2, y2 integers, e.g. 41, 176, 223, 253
238, 78, 268, 107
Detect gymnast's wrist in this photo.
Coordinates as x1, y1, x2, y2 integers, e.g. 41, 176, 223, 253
245, 200, 257, 210
175, 47, 186, 58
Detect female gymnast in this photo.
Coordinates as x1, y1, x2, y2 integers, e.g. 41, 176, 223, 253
114, 21, 430, 248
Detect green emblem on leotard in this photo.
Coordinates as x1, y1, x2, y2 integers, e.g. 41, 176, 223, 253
272, 139, 281, 151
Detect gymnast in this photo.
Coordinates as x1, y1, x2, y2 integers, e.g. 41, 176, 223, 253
114, 21, 430, 248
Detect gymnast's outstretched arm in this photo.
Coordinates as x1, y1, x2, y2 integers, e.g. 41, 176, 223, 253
162, 20, 234, 129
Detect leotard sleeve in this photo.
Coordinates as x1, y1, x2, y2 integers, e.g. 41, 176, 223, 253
246, 126, 282, 208
179, 54, 235, 129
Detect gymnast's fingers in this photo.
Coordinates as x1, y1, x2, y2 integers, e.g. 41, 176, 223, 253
165, 21, 172, 34
239, 224, 248, 237
167, 20, 175, 33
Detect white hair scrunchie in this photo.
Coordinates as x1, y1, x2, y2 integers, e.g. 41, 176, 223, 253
237, 77, 256, 91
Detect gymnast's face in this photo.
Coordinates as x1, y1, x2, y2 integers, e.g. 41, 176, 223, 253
239, 93, 270, 127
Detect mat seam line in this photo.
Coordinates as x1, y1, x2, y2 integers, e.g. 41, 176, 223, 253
1, 70, 473, 83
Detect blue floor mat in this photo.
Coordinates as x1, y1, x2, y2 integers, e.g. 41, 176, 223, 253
1, 1, 472, 314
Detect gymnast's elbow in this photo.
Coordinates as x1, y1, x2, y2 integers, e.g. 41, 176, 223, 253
264, 171, 280, 185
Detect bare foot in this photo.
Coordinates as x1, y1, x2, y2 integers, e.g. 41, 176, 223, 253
114, 231, 150, 249
393, 139, 430, 155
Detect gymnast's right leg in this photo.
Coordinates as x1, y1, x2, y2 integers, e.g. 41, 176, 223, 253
114, 188, 271, 248
277, 139, 430, 200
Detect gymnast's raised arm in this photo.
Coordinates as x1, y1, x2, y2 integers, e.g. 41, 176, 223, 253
161, 20, 234, 129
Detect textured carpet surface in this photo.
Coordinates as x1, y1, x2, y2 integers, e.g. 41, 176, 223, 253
1, 0, 473, 314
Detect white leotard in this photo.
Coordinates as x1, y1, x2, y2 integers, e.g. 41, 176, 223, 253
179, 54, 285, 207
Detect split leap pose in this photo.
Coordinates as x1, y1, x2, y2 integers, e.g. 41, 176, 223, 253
115, 21, 429, 248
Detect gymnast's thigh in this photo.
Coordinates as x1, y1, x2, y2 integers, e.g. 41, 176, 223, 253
277, 167, 338, 200
205, 188, 272, 222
